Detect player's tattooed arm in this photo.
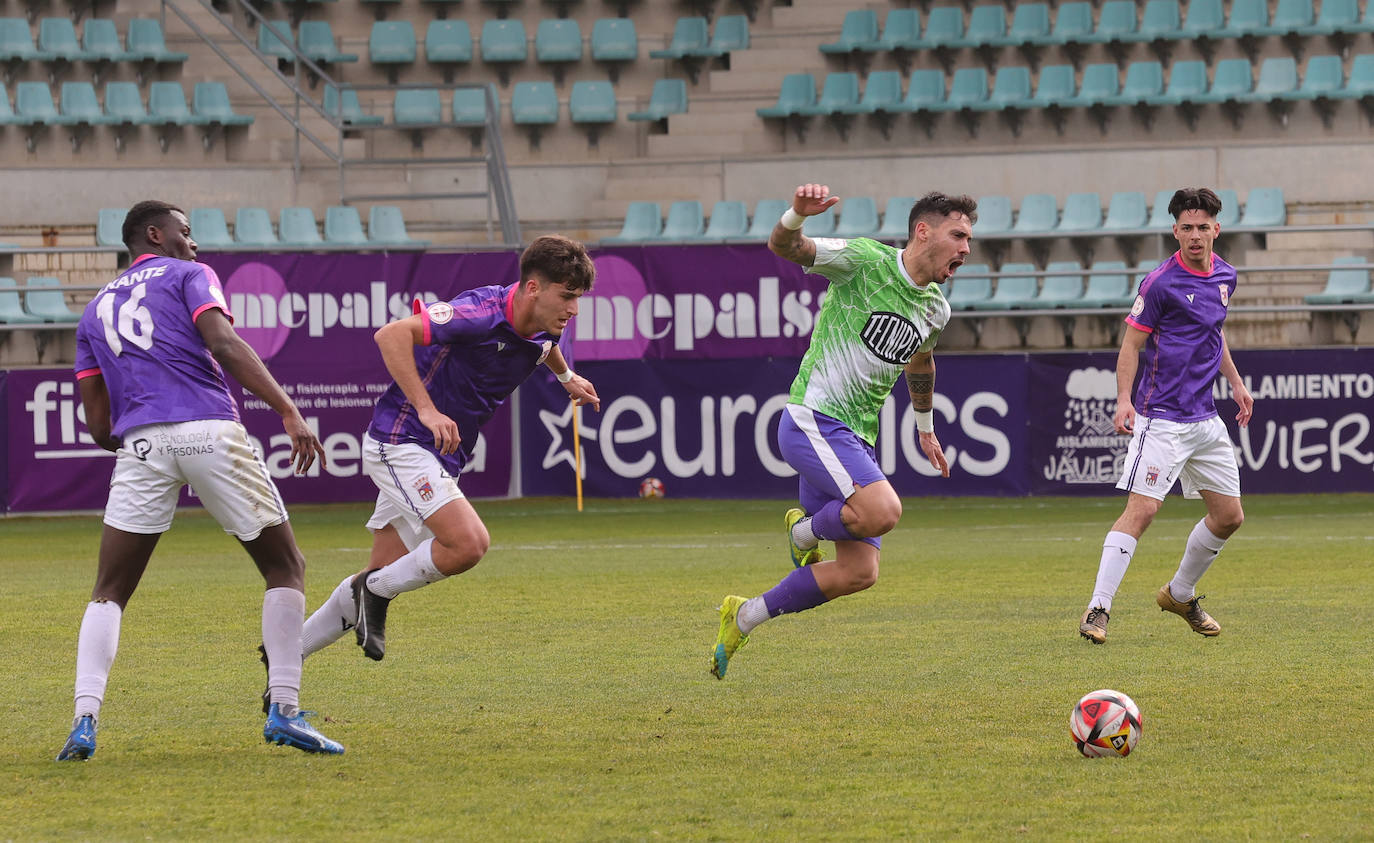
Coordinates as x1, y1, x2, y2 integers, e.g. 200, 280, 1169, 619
905, 352, 936, 412
769, 224, 817, 267
768, 183, 840, 268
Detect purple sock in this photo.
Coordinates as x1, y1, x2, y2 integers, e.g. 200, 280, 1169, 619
762, 565, 829, 618
811, 499, 857, 542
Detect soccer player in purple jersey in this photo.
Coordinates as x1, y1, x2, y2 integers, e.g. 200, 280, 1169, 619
299, 234, 598, 662
57, 201, 343, 760
1078, 188, 1255, 645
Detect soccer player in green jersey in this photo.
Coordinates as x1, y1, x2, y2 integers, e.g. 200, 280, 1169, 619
711, 184, 977, 679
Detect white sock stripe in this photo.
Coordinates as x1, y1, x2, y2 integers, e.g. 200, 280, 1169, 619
786, 404, 856, 500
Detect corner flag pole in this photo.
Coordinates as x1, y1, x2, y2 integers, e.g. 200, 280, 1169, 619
572, 398, 584, 512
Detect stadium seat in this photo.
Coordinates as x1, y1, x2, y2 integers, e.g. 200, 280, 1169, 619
24, 277, 80, 323
393, 88, 441, 124
59, 81, 109, 133
324, 84, 384, 127
876, 196, 915, 240
300, 21, 358, 66
0, 82, 16, 125
700, 200, 748, 241
802, 206, 836, 237
1012, 194, 1058, 234
278, 207, 323, 247
1034, 2, 1092, 47
1032, 261, 1085, 308
756, 73, 815, 119
1076, 262, 1135, 308
370, 21, 416, 81
1145, 60, 1208, 109
971, 65, 1032, 133
1282, 54, 1344, 102
149, 80, 204, 126
1256, 0, 1315, 38
96, 208, 125, 247
1304, 256, 1374, 304
971, 195, 1012, 237
944, 264, 993, 309
832, 196, 879, 238
424, 20, 473, 83
590, 17, 636, 80
193, 82, 254, 132
188, 208, 233, 248
569, 80, 615, 144
1102, 191, 1148, 231
369, 205, 426, 246
481, 19, 528, 83
998, 4, 1050, 48
39, 17, 94, 63
898, 68, 947, 116
0, 17, 47, 63
14, 81, 69, 126
258, 20, 295, 62
862, 8, 920, 53
627, 78, 687, 122
323, 206, 370, 246
511, 80, 557, 124
839, 69, 904, 117
1127, 0, 1182, 52
1061, 63, 1120, 110
235, 207, 278, 247
102, 82, 152, 150
799, 72, 860, 120
1238, 187, 1286, 227
1182, 0, 1225, 39
1198, 58, 1254, 104
657, 200, 705, 241
701, 15, 749, 57
0, 277, 45, 325
1057, 193, 1103, 233
80, 19, 132, 64
1103, 61, 1165, 109
950, 4, 1006, 50
914, 6, 964, 51
1028, 64, 1076, 108
936, 66, 989, 112
452, 83, 499, 130
535, 18, 581, 82
1218, 0, 1269, 39
1243, 57, 1299, 109
1340, 54, 1374, 99
1215, 189, 1242, 227
745, 199, 789, 239
126, 18, 188, 65
649, 17, 707, 60
970, 263, 1038, 310
602, 201, 662, 243
819, 9, 878, 55
1147, 189, 1176, 229
1086, 1, 1137, 47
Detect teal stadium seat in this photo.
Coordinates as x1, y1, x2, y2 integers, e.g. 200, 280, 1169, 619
1063, 63, 1120, 109
1334, 54, 1374, 100
1147, 189, 1175, 229
1218, 0, 1268, 39
1300, 0, 1374, 37
1012, 193, 1058, 234
1102, 191, 1148, 230
96, 208, 125, 247
1215, 189, 1241, 227
820, 9, 878, 55
369, 205, 426, 246
1057, 193, 1103, 232
745, 199, 789, 239
756, 73, 815, 119
863, 8, 920, 53
1182, 0, 1225, 40
535, 19, 582, 82
324, 85, 384, 127
1238, 187, 1286, 227
425, 20, 473, 83
935, 66, 988, 111
188, 208, 233, 248
802, 206, 836, 237
915, 6, 964, 50
60, 81, 109, 127
951, 5, 1006, 50
1127, 0, 1182, 46
323, 206, 370, 246
0, 17, 48, 62
832, 196, 879, 238
877, 196, 915, 240
193, 81, 253, 126
1103, 61, 1165, 108
15, 81, 70, 125
701, 200, 748, 241
1197, 58, 1253, 105
1029, 64, 1076, 109
1033, 261, 1085, 308
393, 88, 441, 124
480, 19, 527, 83
0, 277, 45, 324
511, 80, 558, 124
1085, 2, 1137, 48
998, 4, 1051, 48
971, 66, 1032, 133
0, 82, 16, 124
1255, 0, 1314, 38
258, 20, 294, 62
840, 70, 904, 116
301, 21, 358, 65
628, 78, 687, 121
1033, 2, 1092, 47
649, 17, 707, 60
702, 15, 749, 57
452, 83, 499, 129
945, 264, 993, 310
370, 21, 416, 81
102, 82, 151, 129
235, 207, 278, 246
24, 276, 80, 322
658, 200, 705, 241
970, 263, 1039, 310
602, 201, 662, 244
39, 17, 94, 62
800, 72, 860, 117
80, 19, 132, 63
1281, 54, 1344, 104
1146, 60, 1208, 107
1078, 261, 1135, 308
279, 207, 323, 247
1304, 256, 1374, 304
569, 80, 616, 144
590, 17, 636, 80
126, 18, 188, 64
898, 68, 947, 114
971, 195, 1012, 237
1243, 57, 1299, 105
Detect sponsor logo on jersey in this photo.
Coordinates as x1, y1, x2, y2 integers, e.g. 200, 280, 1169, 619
1186, 294, 1195, 303
860, 311, 924, 365
428, 302, 454, 324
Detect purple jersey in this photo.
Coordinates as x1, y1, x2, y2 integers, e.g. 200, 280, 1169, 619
368, 284, 554, 474
1125, 251, 1238, 423
74, 254, 239, 438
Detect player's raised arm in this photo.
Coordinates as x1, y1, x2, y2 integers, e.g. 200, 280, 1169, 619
769, 183, 841, 268
374, 314, 462, 455
905, 350, 950, 478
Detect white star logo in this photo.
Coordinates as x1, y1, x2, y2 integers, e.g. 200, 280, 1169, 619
538, 401, 597, 475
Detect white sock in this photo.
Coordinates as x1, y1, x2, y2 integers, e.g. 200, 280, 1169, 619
262, 587, 304, 711
1170, 519, 1227, 602
302, 575, 358, 658
74, 601, 122, 722
736, 596, 769, 635
1090, 531, 1138, 613
366, 539, 445, 600
791, 517, 819, 550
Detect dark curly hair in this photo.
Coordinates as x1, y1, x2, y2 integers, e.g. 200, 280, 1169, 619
907, 192, 979, 240
520, 234, 595, 292
122, 200, 184, 251
1167, 188, 1223, 221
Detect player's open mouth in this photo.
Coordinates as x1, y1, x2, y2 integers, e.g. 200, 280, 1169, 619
947, 260, 963, 274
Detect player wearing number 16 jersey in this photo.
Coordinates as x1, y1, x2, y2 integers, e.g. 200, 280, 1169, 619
58, 200, 342, 761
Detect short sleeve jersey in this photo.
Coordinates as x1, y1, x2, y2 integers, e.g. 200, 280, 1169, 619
789, 237, 951, 445
368, 284, 554, 474
1125, 251, 1238, 422
74, 255, 239, 438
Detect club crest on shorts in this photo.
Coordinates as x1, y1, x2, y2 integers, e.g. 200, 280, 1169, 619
1146, 465, 1160, 485
1218, 285, 1230, 306
413, 476, 435, 502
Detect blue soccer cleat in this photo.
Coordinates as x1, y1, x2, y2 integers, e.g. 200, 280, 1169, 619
56, 715, 97, 761
263, 704, 344, 754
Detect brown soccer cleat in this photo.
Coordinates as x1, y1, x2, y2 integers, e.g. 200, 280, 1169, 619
1156, 585, 1221, 636
1079, 606, 1109, 644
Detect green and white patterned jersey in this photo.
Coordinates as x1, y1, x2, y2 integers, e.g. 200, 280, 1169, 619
789, 237, 951, 445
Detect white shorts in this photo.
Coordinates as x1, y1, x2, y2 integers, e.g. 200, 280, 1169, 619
1116, 415, 1241, 501
104, 419, 288, 541
361, 433, 464, 551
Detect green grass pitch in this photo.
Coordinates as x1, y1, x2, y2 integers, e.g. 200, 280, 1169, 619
3, 494, 1371, 839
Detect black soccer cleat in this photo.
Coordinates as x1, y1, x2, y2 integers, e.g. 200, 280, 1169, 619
352, 570, 392, 661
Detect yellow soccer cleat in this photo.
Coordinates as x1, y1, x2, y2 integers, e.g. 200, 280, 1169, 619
710, 595, 750, 679
784, 508, 822, 568
1156, 585, 1221, 636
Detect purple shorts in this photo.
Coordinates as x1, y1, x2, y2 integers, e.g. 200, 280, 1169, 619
777, 404, 885, 549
